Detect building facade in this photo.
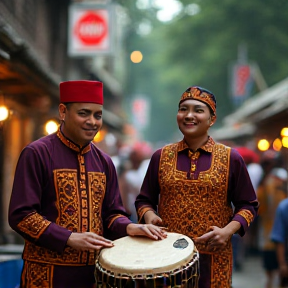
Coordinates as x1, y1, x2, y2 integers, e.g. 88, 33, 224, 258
0, 0, 128, 243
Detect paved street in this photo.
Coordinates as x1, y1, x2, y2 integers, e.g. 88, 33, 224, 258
232, 255, 279, 288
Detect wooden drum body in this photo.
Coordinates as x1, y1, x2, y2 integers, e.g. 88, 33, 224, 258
95, 232, 199, 288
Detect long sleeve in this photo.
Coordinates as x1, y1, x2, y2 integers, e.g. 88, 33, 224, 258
8, 146, 72, 253
135, 149, 162, 222
101, 155, 132, 239
228, 148, 259, 235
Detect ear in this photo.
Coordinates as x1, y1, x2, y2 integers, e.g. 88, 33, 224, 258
59, 103, 66, 121
210, 114, 217, 126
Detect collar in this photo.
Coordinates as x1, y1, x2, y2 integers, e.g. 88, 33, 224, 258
57, 128, 91, 154
177, 136, 215, 153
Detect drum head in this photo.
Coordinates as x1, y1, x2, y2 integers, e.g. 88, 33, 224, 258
97, 232, 195, 278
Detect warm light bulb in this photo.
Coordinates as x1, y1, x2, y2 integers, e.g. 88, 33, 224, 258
280, 127, 288, 137
257, 139, 270, 151
45, 120, 58, 135
282, 136, 288, 148
0, 105, 9, 121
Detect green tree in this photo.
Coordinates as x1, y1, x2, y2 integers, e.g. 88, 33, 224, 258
119, 0, 288, 144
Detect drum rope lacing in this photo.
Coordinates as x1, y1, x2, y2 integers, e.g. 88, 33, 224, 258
95, 250, 199, 281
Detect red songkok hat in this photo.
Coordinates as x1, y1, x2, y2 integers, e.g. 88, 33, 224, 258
59, 80, 103, 105
179, 86, 216, 115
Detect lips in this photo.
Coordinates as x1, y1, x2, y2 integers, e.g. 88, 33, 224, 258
184, 122, 197, 126
83, 128, 97, 132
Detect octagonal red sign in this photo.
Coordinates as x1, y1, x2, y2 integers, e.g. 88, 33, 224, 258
74, 11, 108, 46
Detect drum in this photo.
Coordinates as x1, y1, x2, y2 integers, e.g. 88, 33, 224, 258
95, 232, 199, 288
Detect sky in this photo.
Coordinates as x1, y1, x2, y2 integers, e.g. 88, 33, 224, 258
136, 0, 183, 22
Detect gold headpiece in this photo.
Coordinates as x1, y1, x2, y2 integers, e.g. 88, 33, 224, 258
179, 86, 216, 115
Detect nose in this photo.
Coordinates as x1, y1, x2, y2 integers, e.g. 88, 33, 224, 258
185, 109, 195, 119
86, 115, 98, 127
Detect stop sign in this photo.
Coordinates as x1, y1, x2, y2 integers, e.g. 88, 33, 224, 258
74, 11, 108, 46
68, 5, 111, 56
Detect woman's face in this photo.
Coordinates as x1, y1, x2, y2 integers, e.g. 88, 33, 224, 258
59, 102, 103, 147
177, 99, 216, 138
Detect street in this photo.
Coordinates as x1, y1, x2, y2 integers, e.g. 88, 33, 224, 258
232, 255, 279, 288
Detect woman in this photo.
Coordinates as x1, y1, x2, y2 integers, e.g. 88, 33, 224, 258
135, 86, 259, 288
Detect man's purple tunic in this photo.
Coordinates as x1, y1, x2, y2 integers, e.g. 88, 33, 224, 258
9, 130, 132, 288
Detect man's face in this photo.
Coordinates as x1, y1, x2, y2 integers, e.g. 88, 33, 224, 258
177, 99, 216, 138
59, 102, 103, 147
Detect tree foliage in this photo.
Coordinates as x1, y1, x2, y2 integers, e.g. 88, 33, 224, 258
118, 0, 288, 144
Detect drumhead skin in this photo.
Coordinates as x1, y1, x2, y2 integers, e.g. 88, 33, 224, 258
96, 232, 195, 277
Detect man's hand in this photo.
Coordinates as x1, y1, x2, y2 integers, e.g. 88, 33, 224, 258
144, 210, 163, 225
67, 232, 114, 251
126, 223, 167, 240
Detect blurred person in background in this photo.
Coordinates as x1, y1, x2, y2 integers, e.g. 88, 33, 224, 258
232, 146, 263, 271
118, 141, 153, 222
258, 167, 288, 288
271, 196, 288, 288
135, 86, 259, 288
8, 80, 167, 288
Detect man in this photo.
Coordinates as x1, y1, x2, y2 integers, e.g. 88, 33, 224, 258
8, 80, 166, 288
271, 194, 288, 287
135, 86, 259, 288
258, 167, 287, 288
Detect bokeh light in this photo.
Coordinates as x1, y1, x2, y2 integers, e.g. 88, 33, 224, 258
272, 138, 282, 151
282, 136, 288, 148
257, 139, 270, 151
280, 127, 288, 137
45, 120, 58, 135
130, 51, 143, 63
0, 105, 9, 121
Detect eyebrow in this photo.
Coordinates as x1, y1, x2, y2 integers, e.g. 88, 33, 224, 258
180, 103, 207, 109
79, 108, 102, 114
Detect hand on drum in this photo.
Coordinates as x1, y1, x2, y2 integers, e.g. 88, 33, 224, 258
126, 223, 167, 240
194, 226, 231, 252
67, 232, 114, 251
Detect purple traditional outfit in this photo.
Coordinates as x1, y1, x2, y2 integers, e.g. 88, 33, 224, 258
8, 128, 132, 288
136, 137, 259, 288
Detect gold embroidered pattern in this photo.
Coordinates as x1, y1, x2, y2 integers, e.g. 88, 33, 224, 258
188, 150, 200, 174
178, 137, 215, 153
237, 209, 254, 226
21, 261, 53, 288
57, 129, 91, 154
22, 170, 106, 266
158, 142, 233, 288
88, 172, 106, 235
17, 212, 51, 240
54, 169, 80, 231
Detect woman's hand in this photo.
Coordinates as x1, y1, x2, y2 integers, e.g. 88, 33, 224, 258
144, 210, 163, 225
194, 226, 231, 252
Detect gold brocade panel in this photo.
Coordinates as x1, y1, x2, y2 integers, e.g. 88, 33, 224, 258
21, 261, 53, 288
22, 170, 106, 266
158, 143, 233, 288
